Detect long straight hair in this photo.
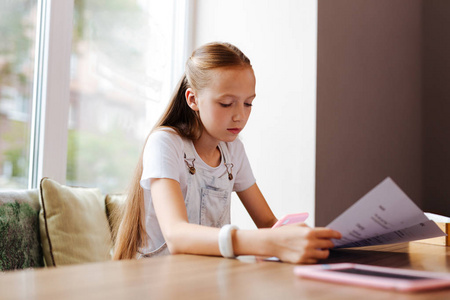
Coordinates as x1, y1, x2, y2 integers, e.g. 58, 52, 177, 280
113, 42, 252, 260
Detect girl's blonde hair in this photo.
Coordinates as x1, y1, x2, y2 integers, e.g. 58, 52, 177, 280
113, 42, 252, 260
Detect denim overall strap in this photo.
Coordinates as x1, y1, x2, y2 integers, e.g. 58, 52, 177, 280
218, 142, 233, 180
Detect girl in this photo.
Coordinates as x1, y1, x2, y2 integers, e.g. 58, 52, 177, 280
113, 42, 341, 264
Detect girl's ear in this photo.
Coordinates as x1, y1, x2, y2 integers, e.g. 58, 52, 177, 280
185, 88, 199, 111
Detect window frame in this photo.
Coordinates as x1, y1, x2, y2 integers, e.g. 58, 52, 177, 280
29, 0, 73, 188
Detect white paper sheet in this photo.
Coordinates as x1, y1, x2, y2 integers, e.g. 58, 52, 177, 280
327, 177, 446, 248
425, 212, 450, 223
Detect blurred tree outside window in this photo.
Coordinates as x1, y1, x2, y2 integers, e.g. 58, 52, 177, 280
69, 0, 183, 193
0, 1, 37, 189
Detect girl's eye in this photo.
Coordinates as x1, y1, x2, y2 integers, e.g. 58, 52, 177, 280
245, 103, 253, 107
220, 103, 232, 107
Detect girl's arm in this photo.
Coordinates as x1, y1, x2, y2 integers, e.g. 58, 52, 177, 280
150, 178, 222, 256
236, 183, 278, 228
151, 178, 341, 263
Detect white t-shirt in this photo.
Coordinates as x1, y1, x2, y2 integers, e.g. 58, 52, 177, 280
139, 128, 256, 253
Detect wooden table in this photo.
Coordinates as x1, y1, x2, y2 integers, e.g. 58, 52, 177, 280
1, 242, 449, 300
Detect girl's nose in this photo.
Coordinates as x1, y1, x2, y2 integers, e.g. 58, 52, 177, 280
232, 105, 245, 122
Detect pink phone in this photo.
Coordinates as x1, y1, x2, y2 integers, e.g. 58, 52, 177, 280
272, 212, 309, 228
293, 263, 450, 292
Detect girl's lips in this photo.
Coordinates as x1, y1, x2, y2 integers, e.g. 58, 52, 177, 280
227, 128, 241, 134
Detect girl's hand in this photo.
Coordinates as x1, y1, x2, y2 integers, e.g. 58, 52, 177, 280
269, 223, 341, 264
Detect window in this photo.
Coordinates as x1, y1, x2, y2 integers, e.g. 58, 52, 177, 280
68, 0, 188, 193
0, 0, 188, 192
0, 1, 38, 189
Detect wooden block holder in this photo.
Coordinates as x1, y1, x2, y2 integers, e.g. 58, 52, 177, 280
415, 222, 450, 246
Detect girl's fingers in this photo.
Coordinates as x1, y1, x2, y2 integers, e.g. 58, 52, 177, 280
311, 248, 330, 260
311, 227, 342, 239
298, 248, 330, 264
312, 239, 335, 250
300, 258, 319, 264
277, 225, 340, 264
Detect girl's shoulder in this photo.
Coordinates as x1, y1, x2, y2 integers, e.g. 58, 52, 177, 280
147, 127, 185, 153
150, 127, 182, 140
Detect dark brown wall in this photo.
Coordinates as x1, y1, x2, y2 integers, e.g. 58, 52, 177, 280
315, 0, 423, 226
422, 1, 450, 216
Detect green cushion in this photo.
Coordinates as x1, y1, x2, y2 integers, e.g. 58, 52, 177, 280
0, 189, 44, 271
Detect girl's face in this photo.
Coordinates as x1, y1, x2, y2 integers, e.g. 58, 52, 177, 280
187, 66, 256, 144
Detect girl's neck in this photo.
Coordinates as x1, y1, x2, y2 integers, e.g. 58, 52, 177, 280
193, 135, 221, 168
